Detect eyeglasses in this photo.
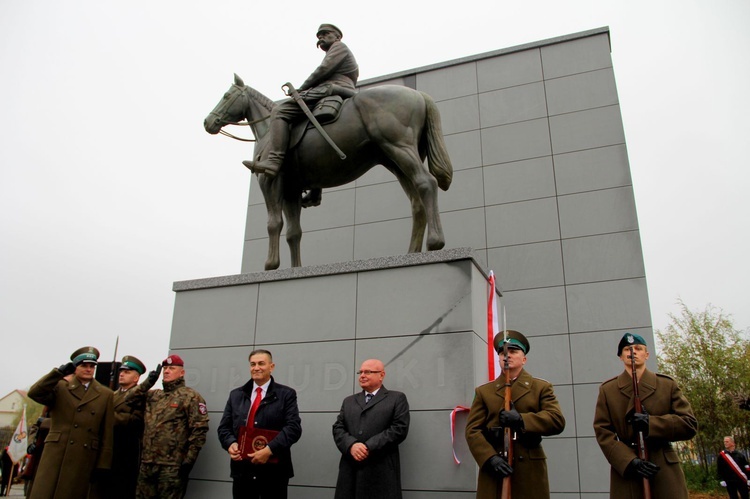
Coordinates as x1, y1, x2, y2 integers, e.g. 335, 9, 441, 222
356, 370, 382, 376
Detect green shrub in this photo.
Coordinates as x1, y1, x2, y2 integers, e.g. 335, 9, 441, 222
683, 462, 721, 493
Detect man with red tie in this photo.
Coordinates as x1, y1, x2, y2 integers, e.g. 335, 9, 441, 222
217, 349, 302, 499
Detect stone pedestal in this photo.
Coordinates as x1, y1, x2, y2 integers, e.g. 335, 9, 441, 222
172, 249, 505, 497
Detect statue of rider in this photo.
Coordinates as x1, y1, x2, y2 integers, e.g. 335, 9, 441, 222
243, 23, 359, 202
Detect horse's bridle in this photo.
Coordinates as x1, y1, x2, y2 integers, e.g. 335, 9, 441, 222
208, 84, 269, 142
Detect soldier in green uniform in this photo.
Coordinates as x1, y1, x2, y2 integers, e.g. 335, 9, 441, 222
593, 333, 698, 499
27, 346, 115, 499
465, 331, 565, 499
128, 354, 209, 499
110, 355, 146, 499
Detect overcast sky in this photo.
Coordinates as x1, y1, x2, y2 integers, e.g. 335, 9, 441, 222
1, 0, 748, 399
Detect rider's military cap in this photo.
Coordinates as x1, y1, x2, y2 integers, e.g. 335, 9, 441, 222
493, 330, 530, 355
70, 346, 100, 366
617, 332, 647, 356
119, 355, 146, 375
317, 23, 343, 39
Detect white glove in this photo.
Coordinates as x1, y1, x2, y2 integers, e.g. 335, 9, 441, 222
746, 479, 750, 486
720, 480, 727, 487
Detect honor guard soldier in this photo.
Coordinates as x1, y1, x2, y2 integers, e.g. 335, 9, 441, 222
594, 333, 698, 499
465, 331, 565, 499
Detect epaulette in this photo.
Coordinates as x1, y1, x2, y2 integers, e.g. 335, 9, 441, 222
600, 376, 618, 386
656, 373, 675, 381
532, 377, 551, 384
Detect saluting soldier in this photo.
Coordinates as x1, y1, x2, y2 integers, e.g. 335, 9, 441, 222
110, 355, 147, 499
27, 346, 115, 499
465, 331, 565, 499
593, 333, 698, 499
128, 354, 209, 499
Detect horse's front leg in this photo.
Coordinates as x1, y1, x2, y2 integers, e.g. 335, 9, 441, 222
260, 174, 284, 270
282, 193, 303, 267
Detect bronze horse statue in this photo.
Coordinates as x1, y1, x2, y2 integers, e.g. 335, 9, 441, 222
204, 74, 453, 270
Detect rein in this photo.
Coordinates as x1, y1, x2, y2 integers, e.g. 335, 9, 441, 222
218, 115, 269, 142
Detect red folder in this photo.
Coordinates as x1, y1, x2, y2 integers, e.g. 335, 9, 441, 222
238, 426, 280, 463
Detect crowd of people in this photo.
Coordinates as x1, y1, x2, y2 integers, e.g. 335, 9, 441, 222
9, 330, 724, 499
17, 346, 412, 499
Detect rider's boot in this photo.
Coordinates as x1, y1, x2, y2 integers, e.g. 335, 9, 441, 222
243, 118, 289, 177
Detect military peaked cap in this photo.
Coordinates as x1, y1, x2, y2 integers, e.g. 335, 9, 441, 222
120, 355, 146, 375
493, 330, 530, 355
70, 346, 100, 365
317, 23, 343, 38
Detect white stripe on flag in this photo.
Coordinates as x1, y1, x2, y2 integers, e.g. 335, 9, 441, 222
487, 271, 500, 381
7, 405, 27, 463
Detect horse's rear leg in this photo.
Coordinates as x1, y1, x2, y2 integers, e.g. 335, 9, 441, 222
282, 196, 303, 267
388, 165, 427, 252
382, 145, 445, 251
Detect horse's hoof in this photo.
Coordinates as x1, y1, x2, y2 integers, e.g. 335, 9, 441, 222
427, 239, 445, 251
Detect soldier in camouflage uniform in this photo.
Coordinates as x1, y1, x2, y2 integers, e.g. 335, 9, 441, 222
127, 354, 209, 499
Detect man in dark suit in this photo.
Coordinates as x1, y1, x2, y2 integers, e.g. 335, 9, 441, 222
717, 436, 749, 499
217, 349, 302, 499
332, 359, 410, 499
27, 346, 115, 499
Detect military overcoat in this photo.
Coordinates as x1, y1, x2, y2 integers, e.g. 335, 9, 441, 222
27, 368, 114, 499
109, 387, 144, 498
332, 386, 410, 499
465, 369, 565, 499
593, 368, 697, 499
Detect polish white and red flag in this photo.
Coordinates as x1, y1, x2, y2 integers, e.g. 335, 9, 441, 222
7, 405, 27, 463
487, 271, 502, 381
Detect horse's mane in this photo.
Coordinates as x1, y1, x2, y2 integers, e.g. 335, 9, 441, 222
245, 86, 275, 113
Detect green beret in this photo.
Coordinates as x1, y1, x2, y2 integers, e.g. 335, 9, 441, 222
617, 333, 647, 356
119, 355, 146, 375
493, 330, 530, 355
317, 23, 343, 39
70, 346, 100, 366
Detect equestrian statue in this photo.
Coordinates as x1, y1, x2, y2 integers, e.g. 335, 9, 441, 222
204, 24, 453, 270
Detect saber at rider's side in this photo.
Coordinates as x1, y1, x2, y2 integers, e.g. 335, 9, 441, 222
282, 82, 347, 160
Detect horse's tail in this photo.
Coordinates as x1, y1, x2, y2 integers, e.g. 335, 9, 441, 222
420, 92, 453, 191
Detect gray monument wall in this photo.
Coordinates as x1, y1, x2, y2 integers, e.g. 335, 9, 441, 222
174, 27, 653, 498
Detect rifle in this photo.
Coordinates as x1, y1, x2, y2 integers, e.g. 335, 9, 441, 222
501, 329, 513, 499
108, 336, 120, 390
629, 346, 652, 499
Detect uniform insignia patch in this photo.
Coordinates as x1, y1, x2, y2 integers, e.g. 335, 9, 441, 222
198, 402, 207, 415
